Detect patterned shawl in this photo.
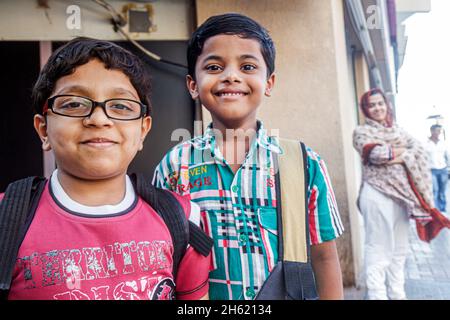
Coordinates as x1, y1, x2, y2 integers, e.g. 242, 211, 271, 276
353, 118, 450, 242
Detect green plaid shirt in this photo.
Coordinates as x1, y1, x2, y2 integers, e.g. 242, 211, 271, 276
153, 121, 344, 300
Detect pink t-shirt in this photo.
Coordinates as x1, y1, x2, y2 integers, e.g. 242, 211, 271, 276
5, 183, 210, 300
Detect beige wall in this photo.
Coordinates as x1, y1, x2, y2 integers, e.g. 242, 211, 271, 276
0, 0, 193, 41
196, 0, 360, 286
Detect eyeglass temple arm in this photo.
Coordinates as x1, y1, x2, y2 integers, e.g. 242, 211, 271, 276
42, 101, 49, 114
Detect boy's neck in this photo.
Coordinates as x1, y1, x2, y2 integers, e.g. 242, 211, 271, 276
211, 118, 259, 174
211, 117, 259, 138
56, 170, 127, 206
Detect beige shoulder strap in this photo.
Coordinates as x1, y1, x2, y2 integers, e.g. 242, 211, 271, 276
278, 138, 308, 263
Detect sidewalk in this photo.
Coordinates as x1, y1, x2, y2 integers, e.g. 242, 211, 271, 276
404, 220, 450, 299
344, 185, 450, 300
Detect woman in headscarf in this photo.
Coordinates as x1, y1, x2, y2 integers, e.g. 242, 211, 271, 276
353, 88, 450, 300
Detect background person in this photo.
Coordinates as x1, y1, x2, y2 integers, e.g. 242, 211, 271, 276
352, 88, 450, 300
425, 124, 449, 213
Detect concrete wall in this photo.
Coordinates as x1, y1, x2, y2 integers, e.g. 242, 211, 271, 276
396, 0, 431, 12
0, 0, 193, 41
196, 0, 360, 286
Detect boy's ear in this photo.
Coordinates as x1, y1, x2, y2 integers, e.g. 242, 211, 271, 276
138, 116, 152, 151
186, 75, 199, 100
34, 114, 52, 151
265, 73, 276, 97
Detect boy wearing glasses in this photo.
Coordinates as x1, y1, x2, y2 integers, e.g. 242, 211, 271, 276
1, 37, 210, 300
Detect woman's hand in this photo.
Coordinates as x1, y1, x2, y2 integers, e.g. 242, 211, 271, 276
387, 157, 404, 165
392, 147, 407, 157
387, 146, 408, 165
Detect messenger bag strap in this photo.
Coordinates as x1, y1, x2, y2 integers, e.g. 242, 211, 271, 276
277, 138, 308, 263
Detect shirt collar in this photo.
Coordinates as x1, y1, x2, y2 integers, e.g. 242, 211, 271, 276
192, 120, 282, 154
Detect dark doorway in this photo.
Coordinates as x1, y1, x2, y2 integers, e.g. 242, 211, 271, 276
0, 42, 42, 192
52, 40, 194, 180
0, 40, 192, 192
118, 41, 194, 179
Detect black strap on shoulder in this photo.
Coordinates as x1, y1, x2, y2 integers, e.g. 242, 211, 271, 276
130, 173, 212, 280
0, 176, 46, 297
153, 188, 190, 279
188, 220, 213, 257
131, 173, 188, 279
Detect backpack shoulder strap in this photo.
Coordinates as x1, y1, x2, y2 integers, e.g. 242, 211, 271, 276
0, 176, 46, 296
131, 173, 188, 279
188, 220, 214, 258
277, 138, 309, 263
153, 188, 190, 279
276, 139, 317, 300
131, 173, 212, 280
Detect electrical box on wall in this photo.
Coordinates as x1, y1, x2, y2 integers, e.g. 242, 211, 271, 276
0, 0, 192, 41
122, 3, 157, 33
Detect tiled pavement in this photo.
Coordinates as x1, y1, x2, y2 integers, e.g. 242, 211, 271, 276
344, 184, 450, 300
404, 221, 450, 299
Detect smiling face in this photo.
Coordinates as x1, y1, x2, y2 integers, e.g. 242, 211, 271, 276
34, 59, 151, 180
187, 34, 275, 129
366, 93, 388, 124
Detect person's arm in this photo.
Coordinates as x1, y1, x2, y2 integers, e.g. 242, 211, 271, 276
353, 127, 400, 165
387, 157, 405, 165
152, 149, 182, 192
392, 147, 406, 157
173, 199, 212, 300
382, 129, 430, 170
311, 240, 343, 300
152, 162, 174, 190
385, 147, 407, 165
445, 149, 450, 168
175, 246, 211, 300
305, 148, 344, 299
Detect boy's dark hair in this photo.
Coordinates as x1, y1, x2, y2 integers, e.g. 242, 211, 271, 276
32, 37, 152, 115
187, 13, 276, 78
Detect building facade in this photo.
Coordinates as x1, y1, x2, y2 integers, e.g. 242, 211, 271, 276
0, 0, 431, 287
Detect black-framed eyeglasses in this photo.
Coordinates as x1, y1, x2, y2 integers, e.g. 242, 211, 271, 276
44, 95, 148, 121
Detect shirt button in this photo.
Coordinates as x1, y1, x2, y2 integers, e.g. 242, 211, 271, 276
245, 289, 255, 299
239, 234, 248, 243
231, 185, 239, 193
